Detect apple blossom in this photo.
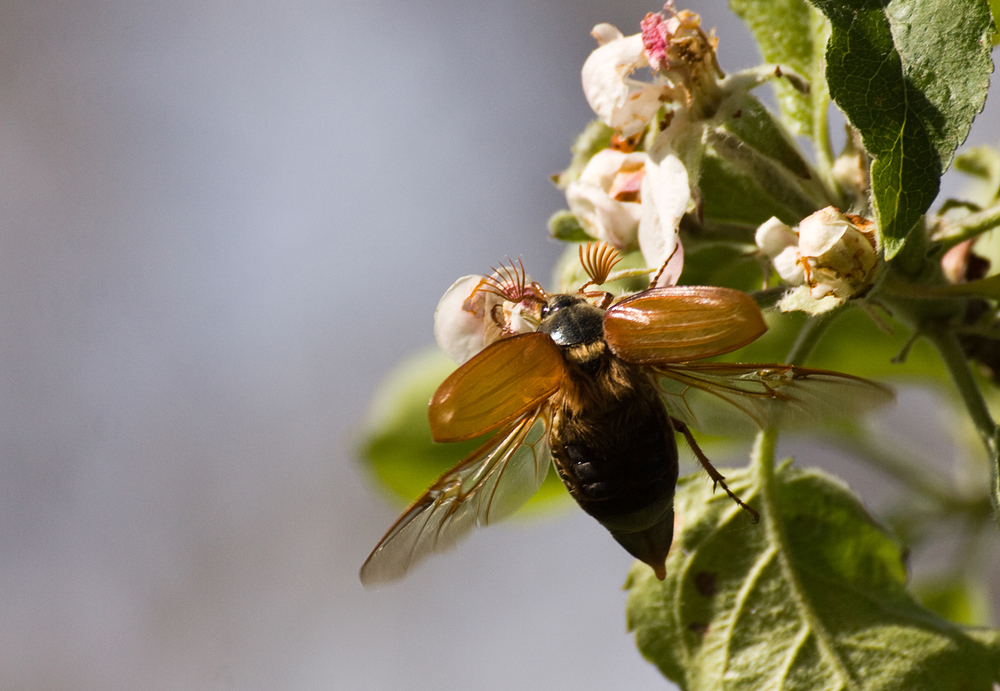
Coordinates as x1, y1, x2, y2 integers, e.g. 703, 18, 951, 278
581, 25, 671, 138
433, 274, 539, 364
566, 149, 648, 249
581, 4, 724, 140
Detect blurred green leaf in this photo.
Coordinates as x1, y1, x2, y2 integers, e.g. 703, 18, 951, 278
679, 244, 763, 293
914, 576, 994, 627
810, 0, 994, 259
626, 464, 1000, 689
359, 348, 568, 513
955, 146, 1000, 184
548, 210, 592, 242
699, 150, 809, 227
729, 0, 829, 139
954, 145, 1000, 206
718, 94, 814, 182
992, 0, 1000, 44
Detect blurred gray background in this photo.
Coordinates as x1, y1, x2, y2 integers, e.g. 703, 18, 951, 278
1, 1, 997, 689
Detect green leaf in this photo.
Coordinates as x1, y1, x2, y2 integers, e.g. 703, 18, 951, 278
913, 576, 994, 627
954, 145, 1000, 205
358, 348, 568, 512
699, 151, 812, 227
955, 145, 1000, 183
680, 244, 764, 293
626, 463, 1000, 689
547, 210, 593, 242
810, 0, 994, 259
991, 0, 1000, 44
729, 0, 830, 139
718, 94, 814, 181
699, 92, 833, 228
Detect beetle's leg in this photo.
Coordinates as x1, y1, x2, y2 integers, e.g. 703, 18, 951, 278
649, 243, 681, 289
670, 417, 760, 523
581, 290, 614, 310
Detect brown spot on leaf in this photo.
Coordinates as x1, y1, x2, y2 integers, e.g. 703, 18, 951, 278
693, 571, 717, 597
687, 621, 709, 636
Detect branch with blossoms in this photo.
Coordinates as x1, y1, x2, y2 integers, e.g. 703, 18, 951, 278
361, 1, 1000, 687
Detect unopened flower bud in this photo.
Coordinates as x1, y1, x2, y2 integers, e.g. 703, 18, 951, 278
755, 217, 797, 258
798, 207, 878, 300
756, 208, 879, 312
755, 217, 804, 286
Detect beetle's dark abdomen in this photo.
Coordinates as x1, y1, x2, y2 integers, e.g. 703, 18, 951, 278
551, 385, 677, 524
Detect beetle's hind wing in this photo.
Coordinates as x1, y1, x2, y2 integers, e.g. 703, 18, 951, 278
360, 406, 552, 585
651, 363, 894, 435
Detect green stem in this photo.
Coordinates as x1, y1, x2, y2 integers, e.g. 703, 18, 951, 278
748, 313, 839, 524
934, 201, 1000, 252
785, 311, 838, 366
746, 313, 839, 485
751, 427, 779, 488
924, 325, 1000, 528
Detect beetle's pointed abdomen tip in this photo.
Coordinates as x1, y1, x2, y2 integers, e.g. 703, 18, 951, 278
606, 507, 674, 582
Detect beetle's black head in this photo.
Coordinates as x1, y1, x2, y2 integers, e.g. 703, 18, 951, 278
538, 294, 605, 348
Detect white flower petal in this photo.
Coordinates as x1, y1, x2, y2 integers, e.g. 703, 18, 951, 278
638, 152, 689, 285
755, 217, 798, 259
433, 275, 490, 364
582, 32, 666, 137
772, 246, 804, 285
797, 207, 850, 257
505, 302, 538, 335
590, 23, 623, 46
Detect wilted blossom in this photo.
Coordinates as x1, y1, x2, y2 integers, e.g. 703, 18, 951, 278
566, 149, 648, 250
433, 274, 539, 364
581, 25, 669, 138
756, 207, 879, 311
581, 3, 722, 138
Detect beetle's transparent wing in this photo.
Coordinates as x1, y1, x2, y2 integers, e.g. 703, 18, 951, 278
604, 287, 767, 365
360, 406, 552, 585
652, 363, 894, 436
